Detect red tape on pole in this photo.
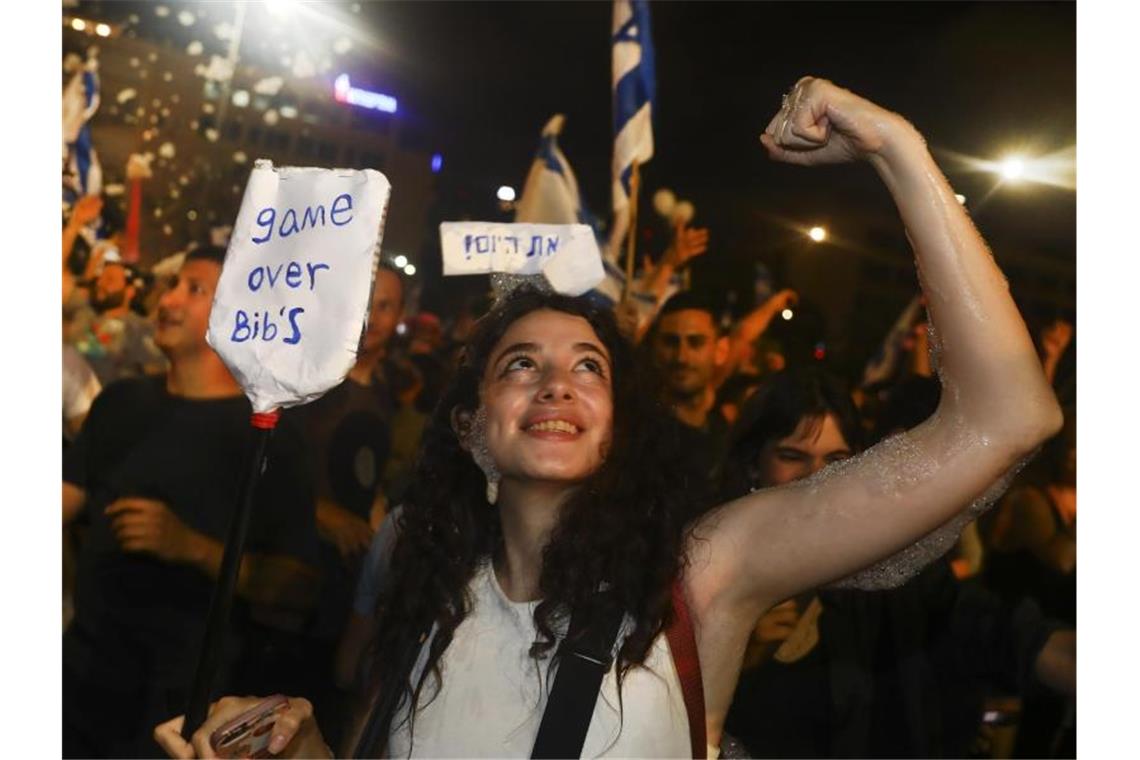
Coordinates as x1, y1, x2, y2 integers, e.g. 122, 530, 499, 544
250, 410, 280, 430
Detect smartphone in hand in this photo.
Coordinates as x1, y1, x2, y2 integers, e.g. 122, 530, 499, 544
209, 695, 290, 759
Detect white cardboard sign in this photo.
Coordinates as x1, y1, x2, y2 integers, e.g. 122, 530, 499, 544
207, 160, 391, 413
439, 222, 604, 296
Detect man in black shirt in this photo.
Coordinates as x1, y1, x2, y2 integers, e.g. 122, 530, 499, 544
648, 293, 732, 496
62, 246, 320, 758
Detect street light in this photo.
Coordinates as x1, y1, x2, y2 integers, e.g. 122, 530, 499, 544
781, 309, 794, 321
393, 254, 408, 268
941, 145, 1075, 191
808, 226, 827, 243
497, 185, 516, 202
404, 264, 417, 276
95, 23, 112, 37
70, 18, 86, 31
999, 156, 1026, 182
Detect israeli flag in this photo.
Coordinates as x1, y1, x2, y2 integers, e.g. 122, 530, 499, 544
606, 0, 655, 265
515, 115, 625, 307
62, 54, 103, 201
611, 0, 655, 211
514, 115, 588, 227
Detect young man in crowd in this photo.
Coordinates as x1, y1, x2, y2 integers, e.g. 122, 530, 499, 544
62, 246, 320, 758
649, 291, 733, 486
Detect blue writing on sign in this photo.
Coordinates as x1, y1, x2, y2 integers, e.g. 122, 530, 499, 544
231, 306, 306, 345
462, 233, 563, 260
246, 261, 330, 292
252, 193, 355, 244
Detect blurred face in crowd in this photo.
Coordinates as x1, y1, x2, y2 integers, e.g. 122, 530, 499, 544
361, 268, 403, 355
155, 258, 222, 358
652, 308, 720, 399
91, 262, 133, 314
753, 412, 853, 487
476, 309, 614, 487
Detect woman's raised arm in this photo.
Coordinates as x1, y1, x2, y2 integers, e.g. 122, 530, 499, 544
686, 77, 1062, 627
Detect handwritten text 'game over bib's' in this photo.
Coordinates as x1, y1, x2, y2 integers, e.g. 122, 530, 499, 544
230, 193, 352, 345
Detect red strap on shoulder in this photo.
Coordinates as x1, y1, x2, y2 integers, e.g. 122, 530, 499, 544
666, 579, 706, 758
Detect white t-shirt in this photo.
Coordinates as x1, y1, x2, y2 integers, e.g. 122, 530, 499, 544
387, 559, 692, 758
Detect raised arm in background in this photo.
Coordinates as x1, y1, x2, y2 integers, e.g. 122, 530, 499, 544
713, 288, 799, 388
62, 194, 103, 303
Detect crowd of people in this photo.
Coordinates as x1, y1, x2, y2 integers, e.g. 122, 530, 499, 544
62, 77, 1075, 759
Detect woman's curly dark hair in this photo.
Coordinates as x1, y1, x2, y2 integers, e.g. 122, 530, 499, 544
362, 287, 703, 753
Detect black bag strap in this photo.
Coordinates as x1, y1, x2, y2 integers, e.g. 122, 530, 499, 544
531, 602, 626, 759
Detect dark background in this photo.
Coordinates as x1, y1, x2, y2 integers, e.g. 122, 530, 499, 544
71, 0, 1076, 377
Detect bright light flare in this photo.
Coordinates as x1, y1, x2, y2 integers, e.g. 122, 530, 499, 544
497, 185, 516, 202
781, 309, 794, 321
95, 23, 112, 37
404, 264, 417, 276
999, 156, 1026, 181
393, 255, 408, 268
808, 226, 827, 242
70, 18, 87, 31
940, 145, 1076, 191
263, 0, 300, 18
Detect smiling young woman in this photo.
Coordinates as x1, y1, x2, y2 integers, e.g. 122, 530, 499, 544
156, 77, 1062, 759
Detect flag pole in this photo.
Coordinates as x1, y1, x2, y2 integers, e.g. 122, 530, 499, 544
623, 160, 640, 300
180, 410, 279, 741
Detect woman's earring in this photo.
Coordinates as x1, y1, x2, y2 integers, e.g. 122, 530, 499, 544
467, 406, 501, 505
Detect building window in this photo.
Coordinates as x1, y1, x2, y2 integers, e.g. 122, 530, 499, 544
317, 141, 339, 163
296, 135, 315, 159
223, 120, 242, 142
197, 114, 217, 138
265, 129, 291, 152
350, 108, 391, 134
360, 151, 385, 170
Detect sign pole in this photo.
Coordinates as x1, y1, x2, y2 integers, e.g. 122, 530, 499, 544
622, 160, 640, 301
181, 410, 279, 740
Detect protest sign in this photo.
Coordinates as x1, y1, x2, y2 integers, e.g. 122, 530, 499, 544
439, 221, 604, 296
208, 160, 391, 413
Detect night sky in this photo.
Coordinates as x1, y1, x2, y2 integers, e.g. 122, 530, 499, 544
360, 1, 1075, 254
360, 0, 1076, 346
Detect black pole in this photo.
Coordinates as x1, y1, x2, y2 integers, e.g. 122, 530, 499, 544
182, 411, 279, 741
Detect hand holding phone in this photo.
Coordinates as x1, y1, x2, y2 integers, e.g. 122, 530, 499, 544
209, 695, 290, 759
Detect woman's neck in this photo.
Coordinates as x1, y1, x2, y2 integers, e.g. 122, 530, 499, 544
493, 480, 577, 602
